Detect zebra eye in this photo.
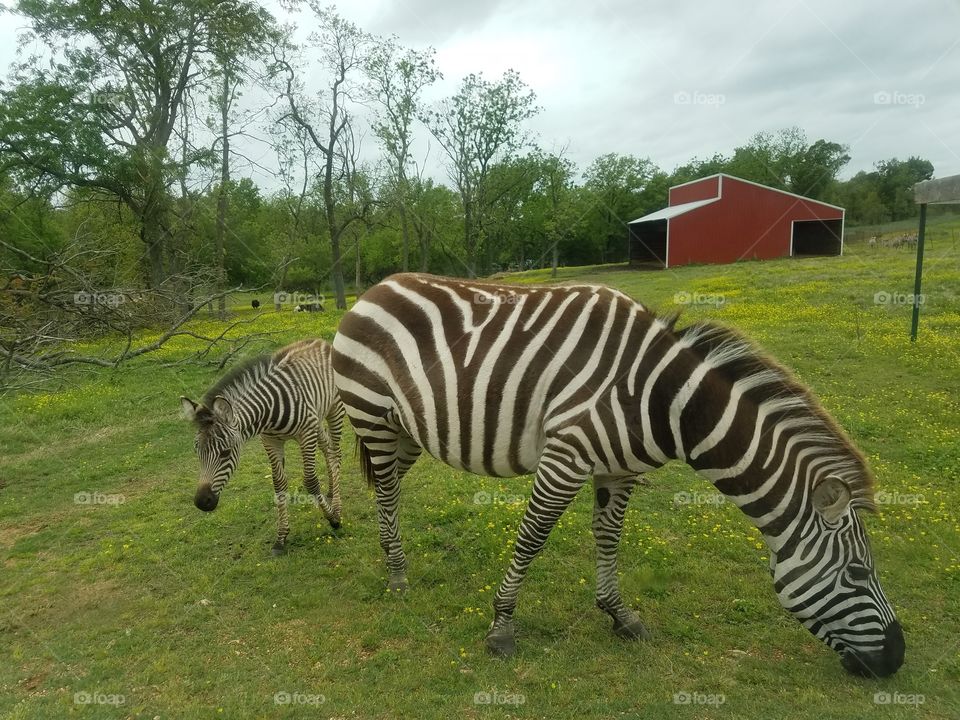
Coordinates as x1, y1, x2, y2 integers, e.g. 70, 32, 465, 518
847, 564, 870, 582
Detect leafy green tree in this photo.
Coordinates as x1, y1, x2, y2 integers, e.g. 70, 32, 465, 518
0, 0, 269, 287
424, 70, 538, 276
786, 139, 850, 199
875, 157, 934, 220
583, 153, 658, 263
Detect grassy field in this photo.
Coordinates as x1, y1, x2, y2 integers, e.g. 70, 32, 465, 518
2, 223, 959, 719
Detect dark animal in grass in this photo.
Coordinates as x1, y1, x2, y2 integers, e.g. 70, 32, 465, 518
251, 298, 260, 309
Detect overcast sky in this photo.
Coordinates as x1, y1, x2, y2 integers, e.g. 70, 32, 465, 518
2, 0, 958, 188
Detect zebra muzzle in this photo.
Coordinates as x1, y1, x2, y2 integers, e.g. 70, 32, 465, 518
840, 621, 905, 678
194, 485, 220, 512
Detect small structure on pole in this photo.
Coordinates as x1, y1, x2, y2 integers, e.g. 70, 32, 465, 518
911, 174, 960, 341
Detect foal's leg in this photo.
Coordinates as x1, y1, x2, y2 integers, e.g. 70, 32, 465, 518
593, 475, 649, 640
299, 426, 339, 528
262, 436, 290, 555
486, 442, 589, 657
322, 398, 345, 523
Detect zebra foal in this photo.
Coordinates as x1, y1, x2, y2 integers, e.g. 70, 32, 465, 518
181, 339, 344, 554
332, 273, 904, 677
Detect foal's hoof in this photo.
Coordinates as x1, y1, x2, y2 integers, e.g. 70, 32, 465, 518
485, 623, 516, 658
612, 614, 651, 641
328, 517, 341, 530
387, 576, 408, 594
271, 542, 287, 557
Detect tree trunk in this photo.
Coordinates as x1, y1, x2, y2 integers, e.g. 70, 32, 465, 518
419, 227, 431, 272
215, 73, 230, 319
399, 202, 410, 272
551, 237, 559, 278
355, 231, 362, 297
274, 256, 290, 312
144, 223, 166, 289
329, 224, 347, 309
139, 153, 169, 289
464, 200, 476, 278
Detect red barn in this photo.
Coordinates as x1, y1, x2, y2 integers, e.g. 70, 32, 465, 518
628, 173, 844, 269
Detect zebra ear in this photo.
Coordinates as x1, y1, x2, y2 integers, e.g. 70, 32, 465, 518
212, 395, 236, 426
180, 396, 199, 421
812, 476, 852, 523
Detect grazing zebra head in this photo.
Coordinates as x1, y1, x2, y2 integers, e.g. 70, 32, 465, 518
180, 395, 242, 512
681, 323, 903, 677
770, 478, 903, 678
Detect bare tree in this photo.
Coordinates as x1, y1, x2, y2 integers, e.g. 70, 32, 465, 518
275, 7, 369, 309
269, 124, 314, 310
365, 39, 440, 272
207, 3, 278, 318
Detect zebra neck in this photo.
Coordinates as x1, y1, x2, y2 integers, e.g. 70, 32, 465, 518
689, 416, 835, 554
222, 390, 272, 441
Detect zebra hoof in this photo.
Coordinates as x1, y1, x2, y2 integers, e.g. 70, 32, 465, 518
387, 576, 408, 593
485, 623, 516, 658
612, 615, 651, 641
329, 517, 341, 530
271, 542, 287, 557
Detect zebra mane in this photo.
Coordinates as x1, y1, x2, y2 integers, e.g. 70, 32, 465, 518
196, 353, 274, 420
674, 319, 876, 509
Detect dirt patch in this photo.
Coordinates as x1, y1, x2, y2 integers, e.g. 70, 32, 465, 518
0, 517, 59, 551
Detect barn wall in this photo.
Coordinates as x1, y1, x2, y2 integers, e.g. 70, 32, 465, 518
667, 178, 844, 267
669, 176, 720, 205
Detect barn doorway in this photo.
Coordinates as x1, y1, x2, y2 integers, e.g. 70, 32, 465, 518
792, 219, 843, 256
629, 220, 668, 268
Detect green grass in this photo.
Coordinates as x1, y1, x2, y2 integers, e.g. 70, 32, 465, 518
2, 229, 959, 719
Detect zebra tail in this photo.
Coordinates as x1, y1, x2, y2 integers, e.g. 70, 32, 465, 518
357, 438, 376, 488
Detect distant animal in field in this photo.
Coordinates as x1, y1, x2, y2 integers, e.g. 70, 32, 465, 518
180, 339, 344, 555
333, 272, 904, 677
868, 236, 878, 248
888, 234, 918, 249
251, 298, 261, 309
294, 302, 324, 313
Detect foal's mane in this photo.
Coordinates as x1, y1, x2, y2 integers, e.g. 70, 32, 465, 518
190, 353, 274, 430
673, 318, 876, 509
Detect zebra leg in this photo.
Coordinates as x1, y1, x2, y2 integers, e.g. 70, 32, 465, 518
299, 428, 340, 529
262, 436, 290, 556
486, 450, 588, 657
593, 475, 650, 641
322, 399, 345, 524
364, 430, 421, 593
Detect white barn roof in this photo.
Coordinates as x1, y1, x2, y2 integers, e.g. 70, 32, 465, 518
628, 197, 719, 224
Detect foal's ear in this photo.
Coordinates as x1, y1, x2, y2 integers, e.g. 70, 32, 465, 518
812, 476, 852, 523
180, 396, 199, 421
212, 395, 236, 426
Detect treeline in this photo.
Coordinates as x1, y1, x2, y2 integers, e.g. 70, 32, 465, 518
0, 1, 935, 309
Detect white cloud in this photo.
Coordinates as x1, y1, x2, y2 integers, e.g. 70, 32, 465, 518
1, 0, 958, 188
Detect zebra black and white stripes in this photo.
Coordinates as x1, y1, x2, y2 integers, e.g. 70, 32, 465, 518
332, 273, 903, 676
181, 338, 344, 555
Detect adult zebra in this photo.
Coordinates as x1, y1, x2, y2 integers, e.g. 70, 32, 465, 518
181, 339, 344, 554
332, 273, 904, 677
